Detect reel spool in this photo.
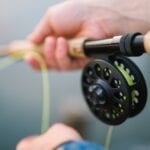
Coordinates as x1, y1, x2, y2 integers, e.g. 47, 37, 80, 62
82, 56, 147, 125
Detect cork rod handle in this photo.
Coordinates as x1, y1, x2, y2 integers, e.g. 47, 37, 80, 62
9, 38, 87, 58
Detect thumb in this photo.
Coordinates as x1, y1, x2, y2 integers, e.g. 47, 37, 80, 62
16, 136, 39, 150
16, 123, 81, 150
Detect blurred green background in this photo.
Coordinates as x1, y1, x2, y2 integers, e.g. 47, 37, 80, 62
0, 0, 150, 150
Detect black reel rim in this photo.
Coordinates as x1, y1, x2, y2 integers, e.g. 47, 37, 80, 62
110, 56, 147, 117
82, 59, 131, 125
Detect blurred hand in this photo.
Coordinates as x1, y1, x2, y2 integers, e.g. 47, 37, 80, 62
26, 0, 150, 71
16, 123, 82, 150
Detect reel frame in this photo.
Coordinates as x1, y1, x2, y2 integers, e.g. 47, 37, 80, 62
81, 55, 147, 125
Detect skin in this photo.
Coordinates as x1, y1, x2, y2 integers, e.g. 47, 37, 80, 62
26, 0, 150, 71
18, 0, 150, 149
16, 123, 82, 150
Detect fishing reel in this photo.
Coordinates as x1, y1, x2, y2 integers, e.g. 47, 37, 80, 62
0, 32, 148, 126
80, 32, 148, 125
81, 55, 147, 125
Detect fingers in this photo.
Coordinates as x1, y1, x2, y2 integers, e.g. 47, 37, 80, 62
44, 123, 82, 148
25, 54, 41, 70
25, 36, 90, 71
43, 36, 58, 69
16, 123, 81, 150
55, 37, 72, 70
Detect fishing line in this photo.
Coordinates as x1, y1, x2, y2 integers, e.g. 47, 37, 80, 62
104, 126, 114, 150
0, 48, 114, 149
0, 57, 19, 70
0, 51, 51, 134
1, 31, 149, 149
26, 52, 51, 133
21, 52, 51, 134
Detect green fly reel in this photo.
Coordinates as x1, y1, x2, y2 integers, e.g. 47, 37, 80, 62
82, 56, 147, 125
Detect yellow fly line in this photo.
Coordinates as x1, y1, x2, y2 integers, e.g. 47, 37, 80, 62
105, 126, 114, 150
0, 41, 113, 149
25, 52, 50, 134
0, 50, 50, 134
0, 57, 20, 70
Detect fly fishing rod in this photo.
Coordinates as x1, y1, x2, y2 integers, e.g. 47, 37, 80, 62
0, 32, 150, 125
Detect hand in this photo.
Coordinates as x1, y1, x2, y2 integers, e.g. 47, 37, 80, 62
26, 0, 150, 71
16, 123, 82, 150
